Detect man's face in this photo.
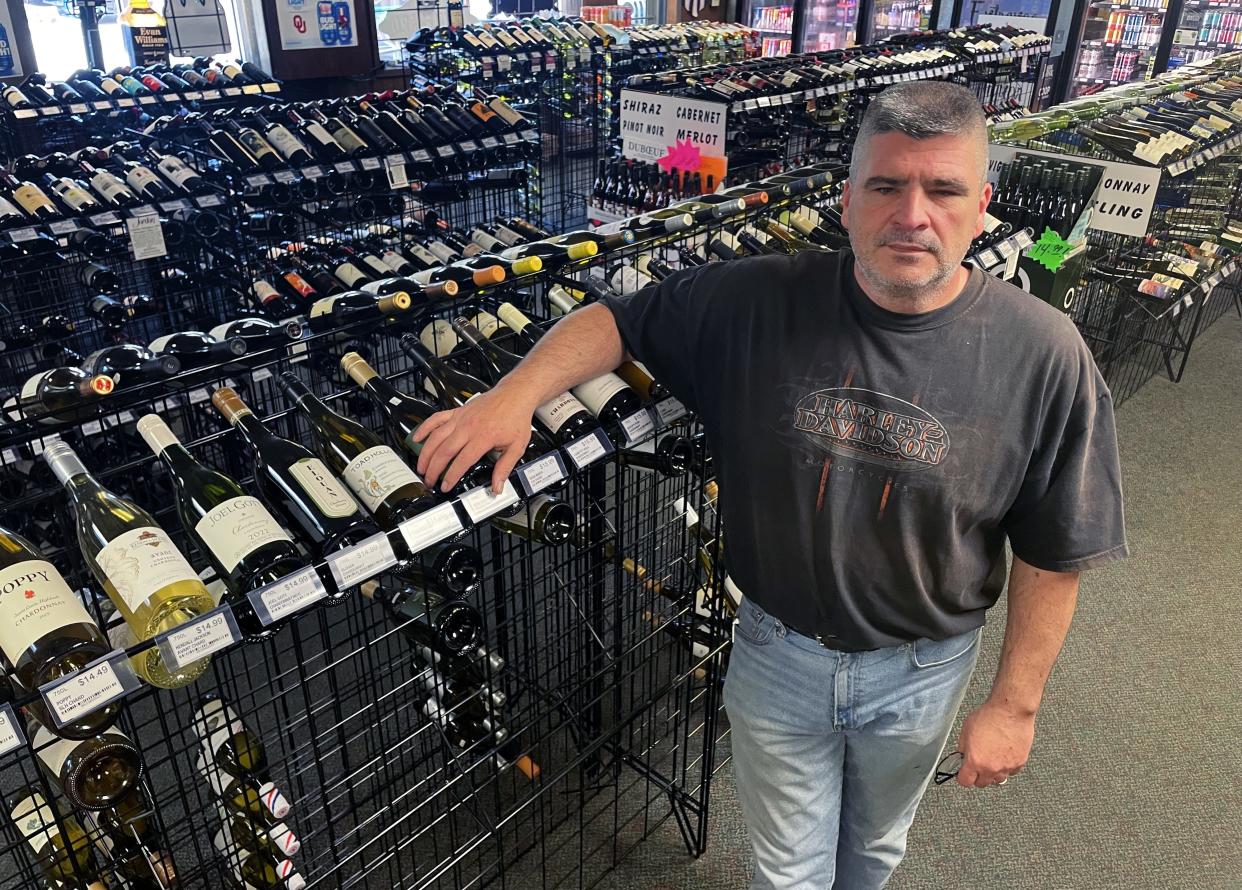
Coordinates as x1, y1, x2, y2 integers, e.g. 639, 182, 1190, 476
841, 131, 992, 302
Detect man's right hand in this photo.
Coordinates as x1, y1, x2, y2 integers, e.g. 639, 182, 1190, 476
412, 385, 536, 494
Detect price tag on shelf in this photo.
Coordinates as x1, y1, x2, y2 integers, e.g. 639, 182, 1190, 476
155, 606, 242, 669
326, 533, 398, 589
201, 89, 222, 100
93, 100, 112, 110
459, 480, 522, 523
412, 149, 431, 163
564, 428, 614, 470
138, 95, 157, 105
335, 160, 358, 174
498, 55, 513, 72
302, 165, 325, 180
619, 408, 656, 446
197, 194, 225, 208
263, 83, 281, 93
437, 144, 456, 158
89, 210, 123, 227
223, 87, 242, 96
48, 219, 79, 236
126, 212, 167, 261
514, 452, 567, 497
273, 169, 297, 184
503, 132, 522, 145
655, 398, 688, 427
0, 704, 24, 759
160, 199, 192, 212
184, 91, 202, 100
40, 651, 139, 729
360, 156, 383, 171
242, 84, 262, 95
69, 103, 88, 113
7, 227, 38, 243
246, 173, 272, 188
249, 566, 328, 625
482, 136, 500, 149
385, 156, 408, 189
117, 97, 136, 107
398, 502, 465, 554
458, 140, 479, 153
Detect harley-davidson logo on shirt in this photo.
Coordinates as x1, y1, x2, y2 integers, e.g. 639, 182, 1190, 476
792, 387, 949, 471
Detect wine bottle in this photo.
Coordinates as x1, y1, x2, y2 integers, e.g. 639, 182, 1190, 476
489, 494, 576, 545
495, 302, 642, 429
16, 368, 114, 423
44, 441, 214, 689
208, 317, 303, 348
7, 787, 96, 882
0, 526, 121, 739
211, 388, 377, 564
82, 344, 179, 388
214, 805, 300, 858
148, 330, 247, 368
616, 434, 695, 476
214, 839, 306, 890
451, 318, 597, 445
192, 696, 273, 781
197, 749, 291, 820
306, 291, 412, 333
360, 578, 482, 656
137, 415, 306, 619
30, 717, 144, 810
278, 372, 440, 528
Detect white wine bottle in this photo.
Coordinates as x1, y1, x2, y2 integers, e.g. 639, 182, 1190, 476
197, 748, 291, 821
30, 717, 144, 810
192, 695, 271, 781
7, 786, 98, 882
44, 441, 214, 689
0, 525, 121, 739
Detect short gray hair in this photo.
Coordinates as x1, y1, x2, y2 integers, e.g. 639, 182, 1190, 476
848, 81, 988, 185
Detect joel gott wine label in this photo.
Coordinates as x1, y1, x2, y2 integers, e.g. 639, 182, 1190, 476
0, 560, 95, 662
341, 446, 422, 512
287, 458, 360, 519
194, 496, 293, 573
96, 526, 200, 613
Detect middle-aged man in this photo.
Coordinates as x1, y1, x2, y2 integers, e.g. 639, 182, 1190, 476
412, 81, 1129, 889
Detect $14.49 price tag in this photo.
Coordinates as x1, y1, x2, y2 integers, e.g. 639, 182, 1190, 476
0, 704, 25, 759
155, 606, 243, 670
40, 651, 141, 730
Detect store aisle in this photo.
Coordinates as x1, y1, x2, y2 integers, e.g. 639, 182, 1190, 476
605, 311, 1242, 890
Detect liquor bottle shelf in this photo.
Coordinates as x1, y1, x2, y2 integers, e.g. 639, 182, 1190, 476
2, 82, 282, 120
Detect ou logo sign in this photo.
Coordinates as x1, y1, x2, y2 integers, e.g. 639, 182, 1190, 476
1061, 286, 1076, 312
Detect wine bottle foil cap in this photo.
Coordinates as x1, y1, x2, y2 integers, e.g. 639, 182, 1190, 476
136, 414, 179, 453
340, 352, 377, 384
43, 440, 87, 485
211, 387, 252, 422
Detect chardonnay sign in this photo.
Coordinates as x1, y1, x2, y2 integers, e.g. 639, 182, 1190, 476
988, 144, 1162, 238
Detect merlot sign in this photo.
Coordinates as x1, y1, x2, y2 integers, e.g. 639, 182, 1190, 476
620, 90, 728, 178
988, 144, 1162, 238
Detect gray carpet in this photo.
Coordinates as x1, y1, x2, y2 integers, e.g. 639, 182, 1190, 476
601, 310, 1242, 890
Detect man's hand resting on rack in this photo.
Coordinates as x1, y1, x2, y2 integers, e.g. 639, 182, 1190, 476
412, 384, 536, 494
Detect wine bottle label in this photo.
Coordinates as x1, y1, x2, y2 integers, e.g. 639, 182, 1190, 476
156, 157, 196, 187
361, 254, 394, 277
19, 370, 53, 404
3, 87, 26, 108
309, 296, 341, 317
10, 793, 56, 854
12, 184, 52, 215
535, 391, 588, 433
0, 194, 21, 217
304, 121, 337, 147
283, 271, 316, 297
381, 250, 411, 272
251, 280, 282, 305
90, 171, 132, 202
96, 526, 202, 613
53, 180, 95, 210
0, 559, 97, 663
341, 446, 422, 512
124, 166, 163, 194
572, 374, 631, 416
426, 241, 458, 264
331, 124, 368, 154
237, 130, 277, 159
473, 230, 506, 252
288, 457, 359, 518
335, 262, 369, 287
32, 724, 81, 775
194, 495, 293, 574
205, 718, 246, 759
419, 319, 458, 357
265, 125, 305, 160
471, 312, 502, 339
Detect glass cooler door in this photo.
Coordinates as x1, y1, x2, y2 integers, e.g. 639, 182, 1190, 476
866, 0, 935, 42
1167, 0, 1242, 70
799, 0, 862, 52
746, 0, 798, 56
1067, 0, 1170, 97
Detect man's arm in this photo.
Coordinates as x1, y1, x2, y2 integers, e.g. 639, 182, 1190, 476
955, 555, 1080, 787
413, 304, 628, 493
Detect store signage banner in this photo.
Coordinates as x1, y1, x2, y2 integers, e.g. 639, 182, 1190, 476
988, 144, 1162, 238
277, 0, 359, 51
620, 90, 728, 185
0, 1, 22, 77
166, 0, 232, 56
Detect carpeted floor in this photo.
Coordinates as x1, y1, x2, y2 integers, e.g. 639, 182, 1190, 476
601, 310, 1242, 890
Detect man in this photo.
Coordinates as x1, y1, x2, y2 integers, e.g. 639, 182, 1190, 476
412, 81, 1129, 889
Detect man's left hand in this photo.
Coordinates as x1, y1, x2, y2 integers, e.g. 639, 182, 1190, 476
953, 702, 1035, 788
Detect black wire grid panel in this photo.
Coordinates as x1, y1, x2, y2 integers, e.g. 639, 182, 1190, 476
0, 199, 749, 888
995, 133, 1242, 406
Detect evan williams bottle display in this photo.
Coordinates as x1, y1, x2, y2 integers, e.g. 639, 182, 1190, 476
43, 441, 215, 689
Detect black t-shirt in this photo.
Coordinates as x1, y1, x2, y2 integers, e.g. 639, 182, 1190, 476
601, 249, 1129, 650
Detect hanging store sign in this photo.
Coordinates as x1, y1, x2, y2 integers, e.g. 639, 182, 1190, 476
620, 90, 729, 186
988, 144, 1162, 238
277, 0, 359, 51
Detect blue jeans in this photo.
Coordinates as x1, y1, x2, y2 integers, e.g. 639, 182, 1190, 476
723, 598, 982, 890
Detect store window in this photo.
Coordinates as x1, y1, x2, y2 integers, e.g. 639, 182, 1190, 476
23, 0, 242, 79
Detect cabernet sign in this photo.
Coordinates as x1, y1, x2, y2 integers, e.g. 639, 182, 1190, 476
620, 90, 728, 165
988, 144, 1162, 238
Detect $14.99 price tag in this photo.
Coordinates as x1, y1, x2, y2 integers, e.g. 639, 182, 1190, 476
40, 651, 141, 729
155, 606, 243, 670
249, 567, 328, 626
